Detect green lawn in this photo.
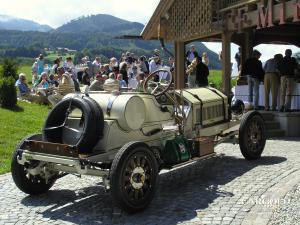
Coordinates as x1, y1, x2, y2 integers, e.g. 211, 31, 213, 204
0, 101, 49, 174
209, 70, 236, 90
45, 51, 75, 63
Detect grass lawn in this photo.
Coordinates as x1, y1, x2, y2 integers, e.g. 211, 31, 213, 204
209, 70, 236, 89
45, 51, 75, 63
0, 101, 49, 174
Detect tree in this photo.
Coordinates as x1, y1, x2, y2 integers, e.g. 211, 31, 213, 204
0, 77, 17, 107
0, 59, 19, 108
0, 58, 19, 80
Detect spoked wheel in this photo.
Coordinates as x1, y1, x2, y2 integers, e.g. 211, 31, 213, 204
239, 111, 266, 160
110, 142, 158, 213
11, 135, 56, 195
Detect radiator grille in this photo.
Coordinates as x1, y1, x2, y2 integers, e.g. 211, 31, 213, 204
196, 104, 224, 124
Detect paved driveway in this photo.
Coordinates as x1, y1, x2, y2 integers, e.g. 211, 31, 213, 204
0, 139, 299, 225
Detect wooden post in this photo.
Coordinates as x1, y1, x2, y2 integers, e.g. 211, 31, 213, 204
174, 41, 185, 89
244, 31, 254, 61
221, 32, 232, 96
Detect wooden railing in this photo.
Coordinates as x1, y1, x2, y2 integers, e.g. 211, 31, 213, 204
220, 0, 259, 9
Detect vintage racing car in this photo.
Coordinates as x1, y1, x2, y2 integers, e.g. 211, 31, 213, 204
11, 69, 266, 213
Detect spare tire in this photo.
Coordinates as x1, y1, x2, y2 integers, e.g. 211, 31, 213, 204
43, 96, 104, 153
82, 96, 105, 139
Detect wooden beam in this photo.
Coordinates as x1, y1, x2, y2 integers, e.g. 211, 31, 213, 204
141, 0, 175, 40
174, 41, 185, 89
221, 32, 232, 97
220, 0, 259, 12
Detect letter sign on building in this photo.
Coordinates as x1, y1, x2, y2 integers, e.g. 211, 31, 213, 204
293, 0, 300, 22
257, 0, 274, 29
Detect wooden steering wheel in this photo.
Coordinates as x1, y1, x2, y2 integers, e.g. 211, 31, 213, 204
143, 69, 173, 97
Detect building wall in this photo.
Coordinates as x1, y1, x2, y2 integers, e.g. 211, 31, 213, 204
165, 0, 222, 42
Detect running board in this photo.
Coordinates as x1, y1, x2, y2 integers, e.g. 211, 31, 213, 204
164, 153, 216, 170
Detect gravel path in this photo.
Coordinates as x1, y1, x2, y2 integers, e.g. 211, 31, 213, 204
0, 138, 299, 225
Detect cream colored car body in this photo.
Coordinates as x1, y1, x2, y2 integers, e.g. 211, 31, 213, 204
66, 87, 232, 161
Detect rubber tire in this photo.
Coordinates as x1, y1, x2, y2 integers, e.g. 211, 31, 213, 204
239, 111, 266, 160
43, 96, 104, 153
82, 96, 104, 139
110, 142, 158, 213
11, 134, 55, 195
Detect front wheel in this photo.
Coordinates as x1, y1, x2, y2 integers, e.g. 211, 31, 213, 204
239, 111, 266, 160
110, 142, 158, 213
11, 135, 56, 195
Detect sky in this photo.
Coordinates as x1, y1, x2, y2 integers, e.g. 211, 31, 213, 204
0, 0, 299, 62
0, 0, 161, 28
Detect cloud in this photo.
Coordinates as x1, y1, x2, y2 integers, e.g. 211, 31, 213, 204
0, 0, 160, 28
1, 0, 299, 61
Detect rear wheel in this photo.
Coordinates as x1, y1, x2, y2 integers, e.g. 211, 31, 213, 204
239, 111, 266, 160
11, 135, 56, 195
110, 142, 158, 213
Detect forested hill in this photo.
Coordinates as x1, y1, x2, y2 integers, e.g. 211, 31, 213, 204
0, 15, 52, 32
0, 14, 221, 69
54, 14, 144, 35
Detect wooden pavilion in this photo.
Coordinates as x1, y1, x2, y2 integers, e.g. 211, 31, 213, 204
141, 0, 300, 96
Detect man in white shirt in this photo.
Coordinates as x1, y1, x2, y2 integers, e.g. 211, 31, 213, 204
149, 56, 161, 74
186, 45, 199, 66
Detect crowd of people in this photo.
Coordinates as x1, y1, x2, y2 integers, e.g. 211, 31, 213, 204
15, 44, 298, 112
15, 45, 212, 106
185, 44, 210, 88
241, 49, 299, 112
15, 49, 178, 106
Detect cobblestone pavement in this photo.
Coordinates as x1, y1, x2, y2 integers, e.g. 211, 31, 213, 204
0, 139, 299, 225
268, 184, 300, 225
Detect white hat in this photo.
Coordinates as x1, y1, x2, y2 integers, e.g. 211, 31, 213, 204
19, 73, 26, 79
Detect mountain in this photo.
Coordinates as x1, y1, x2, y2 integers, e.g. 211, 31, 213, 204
54, 14, 144, 35
0, 14, 221, 69
0, 15, 53, 32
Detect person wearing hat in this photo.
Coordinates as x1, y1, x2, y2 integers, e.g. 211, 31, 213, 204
103, 64, 111, 76
37, 54, 44, 76
241, 50, 265, 110
149, 56, 161, 74
153, 49, 160, 57
90, 74, 105, 91
48, 72, 75, 106
103, 73, 120, 92
186, 45, 199, 66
